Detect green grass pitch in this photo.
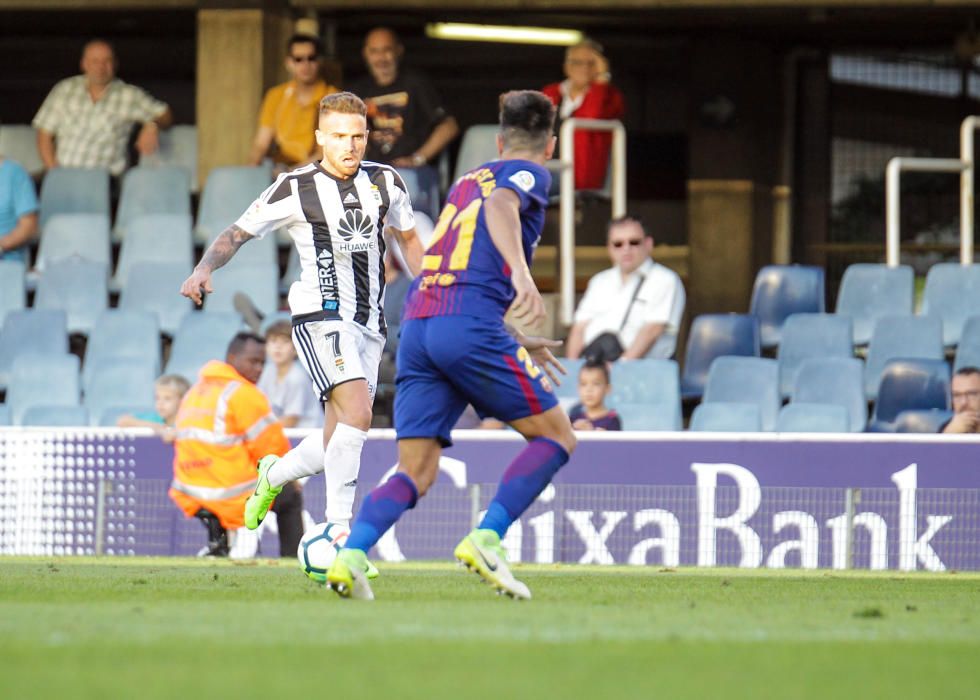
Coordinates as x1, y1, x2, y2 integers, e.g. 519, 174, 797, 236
1, 558, 978, 699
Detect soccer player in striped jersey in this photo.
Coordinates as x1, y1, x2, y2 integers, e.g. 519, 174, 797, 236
328, 90, 577, 600
181, 92, 423, 572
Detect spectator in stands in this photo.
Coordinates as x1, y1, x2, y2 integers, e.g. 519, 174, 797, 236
568, 361, 622, 431
0, 154, 38, 262
566, 215, 685, 362
116, 374, 190, 441
247, 35, 339, 172
258, 321, 324, 429
33, 39, 172, 177
347, 27, 459, 169
542, 39, 625, 191
941, 367, 980, 434
170, 333, 302, 557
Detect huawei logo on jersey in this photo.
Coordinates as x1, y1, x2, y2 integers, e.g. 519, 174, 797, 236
337, 209, 373, 242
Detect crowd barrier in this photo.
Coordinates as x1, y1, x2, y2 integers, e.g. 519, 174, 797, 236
1, 429, 978, 571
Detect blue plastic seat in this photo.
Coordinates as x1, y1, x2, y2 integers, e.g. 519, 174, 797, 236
203, 264, 280, 318
689, 402, 763, 432
114, 165, 192, 242
0, 124, 43, 175
83, 311, 161, 392
0, 259, 26, 326
36, 213, 111, 269
702, 356, 780, 431
609, 359, 682, 429
750, 265, 825, 349
394, 166, 440, 220
195, 165, 272, 244
835, 263, 914, 345
118, 262, 192, 336
6, 353, 81, 425
165, 312, 243, 380
112, 213, 193, 291
140, 125, 198, 192
920, 263, 980, 347
869, 358, 950, 431
893, 408, 954, 434
615, 402, 682, 431
552, 358, 586, 400
453, 124, 499, 182
0, 404, 9, 425
96, 404, 157, 427
777, 313, 853, 398
0, 309, 68, 390
681, 314, 760, 400
864, 315, 944, 400
38, 167, 110, 231
34, 259, 108, 335
955, 316, 980, 372
776, 403, 850, 433
792, 357, 867, 433
83, 357, 157, 426
20, 405, 90, 427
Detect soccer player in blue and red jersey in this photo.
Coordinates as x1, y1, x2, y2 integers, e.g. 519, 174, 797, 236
328, 90, 576, 600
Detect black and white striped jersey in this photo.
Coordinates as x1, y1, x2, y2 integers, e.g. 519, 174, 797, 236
235, 160, 415, 336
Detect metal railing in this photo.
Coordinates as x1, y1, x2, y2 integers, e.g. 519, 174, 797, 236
558, 117, 627, 325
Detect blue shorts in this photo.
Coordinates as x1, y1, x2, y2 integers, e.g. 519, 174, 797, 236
394, 315, 559, 446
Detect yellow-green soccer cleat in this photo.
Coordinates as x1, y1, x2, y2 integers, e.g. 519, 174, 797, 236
244, 455, 282, 530
454, 528, 531, 600
327, 548, 375, 600
365, 559, 380, 580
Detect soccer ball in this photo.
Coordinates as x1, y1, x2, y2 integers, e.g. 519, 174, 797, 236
297, 522, 350, 582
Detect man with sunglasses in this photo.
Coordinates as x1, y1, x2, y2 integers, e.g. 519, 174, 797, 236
941, 367, 980, 434
566, 215, 685, 361
248, 34, 338, 170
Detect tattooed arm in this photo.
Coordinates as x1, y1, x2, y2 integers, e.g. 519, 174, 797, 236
179, 224, 254, 305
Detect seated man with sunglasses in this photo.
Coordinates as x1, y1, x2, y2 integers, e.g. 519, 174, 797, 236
566, 215, 685, 363
248, 34, 338, 170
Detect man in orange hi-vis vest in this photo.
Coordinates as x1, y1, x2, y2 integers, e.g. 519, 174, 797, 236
170, 332, 292, 556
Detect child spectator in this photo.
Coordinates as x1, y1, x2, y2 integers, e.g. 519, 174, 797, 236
116, 374, 190, 441
258, 320, 324, 428
568, 361, 622, 431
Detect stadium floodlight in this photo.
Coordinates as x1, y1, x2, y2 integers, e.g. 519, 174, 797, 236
425, 23, 583, 46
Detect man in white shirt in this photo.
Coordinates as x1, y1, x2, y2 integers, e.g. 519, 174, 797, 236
566, 215, 685, 361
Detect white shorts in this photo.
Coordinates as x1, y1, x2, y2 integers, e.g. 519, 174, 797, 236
291, 320, 384, 403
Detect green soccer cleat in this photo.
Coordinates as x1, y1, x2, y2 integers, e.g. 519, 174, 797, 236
454, 528, 531, 600
244, 455, 282, 530
327, 548, 375, 600
365, 558, 380, 580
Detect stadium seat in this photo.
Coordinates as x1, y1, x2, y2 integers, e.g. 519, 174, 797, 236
0, 404, 9, 425
776, 403, 850, 433
0, 259, 26, 325
83, 357, 157, 426
689, 402, 763, 432
615, 401, 682, 431
204, 264, 280, 318
96, 405, 157, 427
20, 405, 90, 427
553, 358, 586, 400
792, 357, 867, 433
165, 312, 243, 381
83, 311, 161, 392
609, 359, 682, 430
6, 353, 81, 425
920, 263, 980, 347
869, 358, 950, 431
892, 408, 954, 434
114, 165, 192, 242
38, 167, 110, 231
749, 265, 825, 349
140, 124, 198, 191
112, 214, 193, 292
835, 263, 914, 346
955, 316, 980, 372
395, 166, 440, 220
702, 356, 780, 431
195, 165, 272, 244
0, 124, 43, 175
35, 213, 111, 269
680, 314, 760, 400
864, 315, 944, 400
0, 309, 68, 390
777, 313, 853, 398
118, 262, 192, 336
453, 124, 499, 182
34, 259, 108, 335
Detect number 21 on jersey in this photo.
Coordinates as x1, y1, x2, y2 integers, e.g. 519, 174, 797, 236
422, 199, 482, 273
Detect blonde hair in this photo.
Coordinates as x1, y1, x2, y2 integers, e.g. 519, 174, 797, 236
265, 320, 293, 341
319, 91, 367, 119
565, 38, 604, 62
155, 374, 190, 397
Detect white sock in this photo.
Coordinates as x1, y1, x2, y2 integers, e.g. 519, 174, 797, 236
267, 432, 324, 487
324, 422, 368, 528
